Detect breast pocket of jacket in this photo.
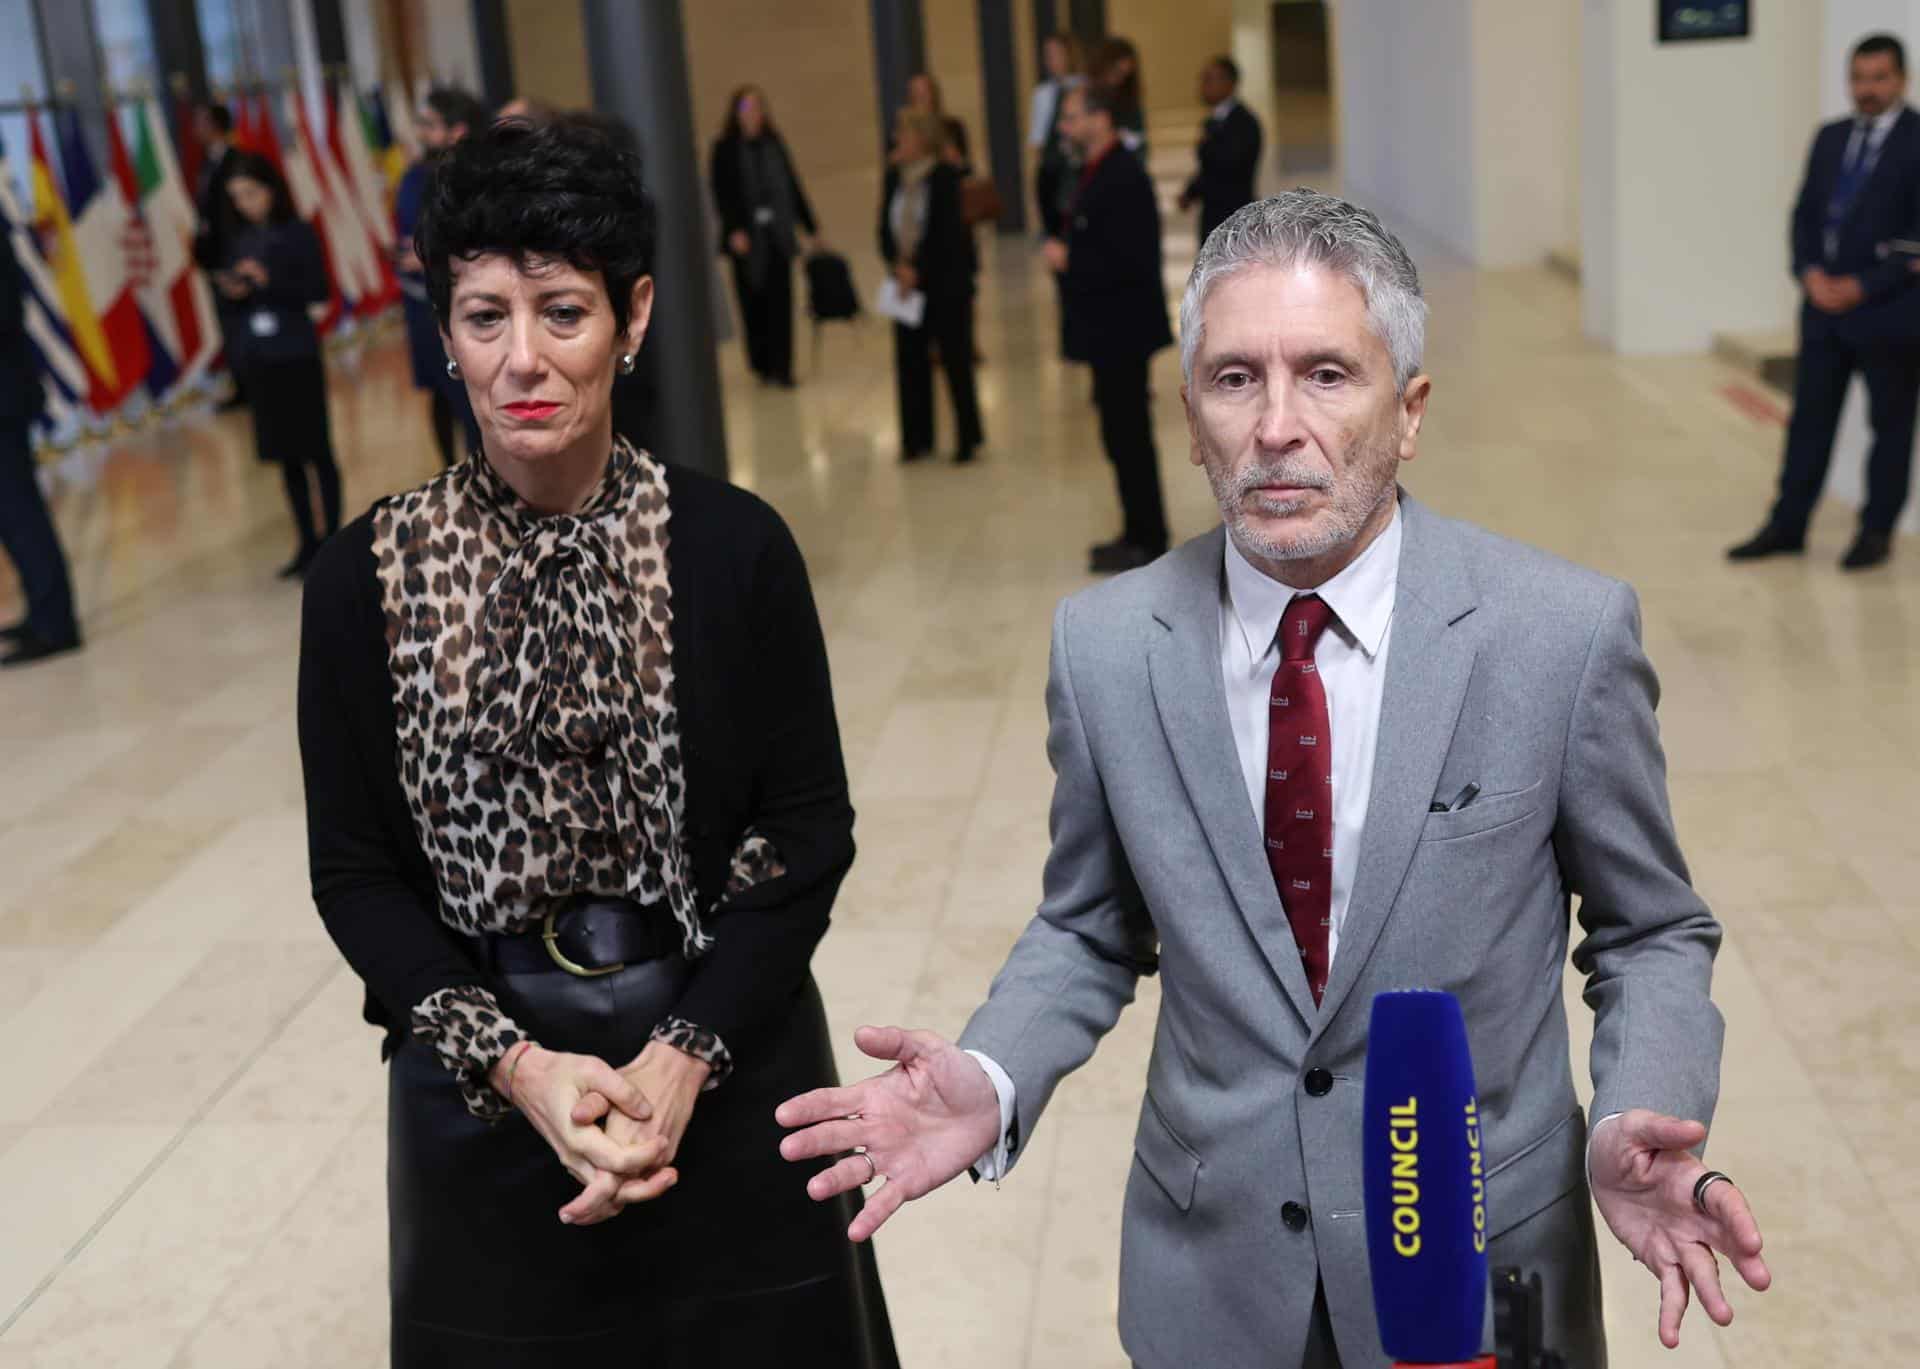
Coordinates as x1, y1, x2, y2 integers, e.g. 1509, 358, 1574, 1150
1419, 779, 1546, 844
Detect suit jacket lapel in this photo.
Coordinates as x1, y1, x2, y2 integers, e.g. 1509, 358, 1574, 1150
1148, 530, 1320, 1026
1314, 495, 1481, 1033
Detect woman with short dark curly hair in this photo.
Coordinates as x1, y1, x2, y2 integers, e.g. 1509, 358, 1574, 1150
296, 116, 898, 1366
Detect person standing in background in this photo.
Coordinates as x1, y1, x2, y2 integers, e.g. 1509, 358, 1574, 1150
1029, 33, 1084, 221
214, 154, 339, 578
1179, 57, 1263, 248
1032, 33, 1085, 361
394, 86, 486, 468
1089, 37, 1148, 158
190, 101, 247, 412
711, 85, 819, 389
1047, 85, 1173, 572
0, 190, 81, 669
882, 110, 983, 465
1729, 32, 1920, 571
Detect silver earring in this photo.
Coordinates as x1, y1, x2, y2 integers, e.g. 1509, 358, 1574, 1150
618, 353, 637, 376
445, 358, 460, 379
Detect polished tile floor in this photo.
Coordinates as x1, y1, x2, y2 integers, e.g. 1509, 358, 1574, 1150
1, 129, 1917, 1367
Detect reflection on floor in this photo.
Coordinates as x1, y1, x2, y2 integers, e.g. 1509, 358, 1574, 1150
1, 127, 1916, 1369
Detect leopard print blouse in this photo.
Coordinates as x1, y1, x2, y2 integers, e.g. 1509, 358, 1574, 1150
371, 439, 784, 1118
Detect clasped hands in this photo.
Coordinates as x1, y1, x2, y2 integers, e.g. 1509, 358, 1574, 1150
491, 1039, 711, 1226
1804, 266, 1864, 313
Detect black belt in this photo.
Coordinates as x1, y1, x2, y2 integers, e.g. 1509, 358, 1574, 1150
479, 895, 680, 978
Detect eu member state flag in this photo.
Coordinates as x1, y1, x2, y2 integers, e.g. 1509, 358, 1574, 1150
56, 104, 151, 411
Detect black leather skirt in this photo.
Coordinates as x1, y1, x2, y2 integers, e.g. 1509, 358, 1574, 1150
387, 925, 898, 1368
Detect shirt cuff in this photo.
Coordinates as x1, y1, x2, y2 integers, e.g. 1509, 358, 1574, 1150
965, 1049, 1019, 1182
410, 985, 528, 1122
651, 1016, 733, 1091
1586, 1110, 1625, 1188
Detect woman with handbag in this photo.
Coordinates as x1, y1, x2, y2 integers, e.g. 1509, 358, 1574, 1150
297, 116, 897, 1366
710, 85, 819, 388
880, 110, 984, 464
212, 153, 339, 578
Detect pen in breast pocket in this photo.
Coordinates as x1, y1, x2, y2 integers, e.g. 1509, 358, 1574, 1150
1432, 782, 1480, 813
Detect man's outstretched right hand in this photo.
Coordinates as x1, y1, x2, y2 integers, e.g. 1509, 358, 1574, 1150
776, 1026, 1003, 1242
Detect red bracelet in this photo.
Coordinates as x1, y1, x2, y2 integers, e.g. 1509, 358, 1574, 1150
500, 1040, 534, 1104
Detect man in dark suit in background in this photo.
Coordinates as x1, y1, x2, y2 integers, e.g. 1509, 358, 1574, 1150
0, 211, 81, 668
1730, 32, 1920, 571
1178, 57, 1263, 249
1048, 85, 1174, 574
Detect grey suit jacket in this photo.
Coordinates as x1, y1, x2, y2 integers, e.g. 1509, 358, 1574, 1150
958, 493, 1724, 1368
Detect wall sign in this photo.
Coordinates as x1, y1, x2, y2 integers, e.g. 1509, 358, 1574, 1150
1658, 1, 1751, 42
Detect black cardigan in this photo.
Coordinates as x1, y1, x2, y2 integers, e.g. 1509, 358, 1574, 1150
878, 163, 976, 304
297, 463, 854, 1058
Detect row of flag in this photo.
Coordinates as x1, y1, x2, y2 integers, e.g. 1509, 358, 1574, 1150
2, 79, 427, 442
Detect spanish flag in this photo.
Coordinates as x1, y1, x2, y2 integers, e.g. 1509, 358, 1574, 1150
28, 111, 119, 412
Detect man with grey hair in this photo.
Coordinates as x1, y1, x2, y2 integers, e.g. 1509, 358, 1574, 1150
780, 191, 1771, 1367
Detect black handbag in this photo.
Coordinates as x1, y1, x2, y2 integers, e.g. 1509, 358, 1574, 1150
805, 250, 860, 322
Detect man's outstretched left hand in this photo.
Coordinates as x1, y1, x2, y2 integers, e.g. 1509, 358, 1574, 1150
1589, 1109, 1771, 1349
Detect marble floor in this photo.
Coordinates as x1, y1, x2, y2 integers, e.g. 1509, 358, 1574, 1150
2, 129, 1918, 1367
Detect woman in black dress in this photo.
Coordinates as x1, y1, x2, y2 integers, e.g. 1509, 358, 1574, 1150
214, 153, 339, 577
709, 85, 817, 387
297, 116, 896, 1366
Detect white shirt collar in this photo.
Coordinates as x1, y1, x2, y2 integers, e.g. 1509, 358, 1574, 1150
1859, 105, 1902, 140
1223, 509, 1402, 664
1211, 97, 1239, 121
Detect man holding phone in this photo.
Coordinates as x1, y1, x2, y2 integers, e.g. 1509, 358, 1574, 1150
1730, 32, 1920, 571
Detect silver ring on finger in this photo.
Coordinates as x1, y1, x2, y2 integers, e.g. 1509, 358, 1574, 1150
854, 1146, 879, 1185
1692, 1170, 1733, 1215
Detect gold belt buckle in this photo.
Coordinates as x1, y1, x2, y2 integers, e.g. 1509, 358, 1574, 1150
541, 907, 626, 978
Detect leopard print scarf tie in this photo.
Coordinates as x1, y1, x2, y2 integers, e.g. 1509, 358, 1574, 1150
461, 439, 708, 952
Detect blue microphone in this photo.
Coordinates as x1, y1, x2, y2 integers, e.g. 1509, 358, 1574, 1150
1362, 990, 1495, 1368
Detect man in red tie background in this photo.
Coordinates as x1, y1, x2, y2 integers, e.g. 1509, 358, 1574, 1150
780, 190, 1770, 1368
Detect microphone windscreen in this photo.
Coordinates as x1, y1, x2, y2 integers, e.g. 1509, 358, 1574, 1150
1362, 990, 1489, 1363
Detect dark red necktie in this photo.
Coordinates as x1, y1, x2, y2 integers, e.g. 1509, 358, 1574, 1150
1264, 594, 1337, 1004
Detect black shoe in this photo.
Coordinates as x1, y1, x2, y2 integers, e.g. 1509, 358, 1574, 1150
900, 448, 931, 464
770, 376, 797, 390
1726, 525, 1805, 561
953, 446, 979, 464
1087, 535, 1129, 560
1840, 530, 1892, 571
0, 628, 82, 668
278, 548, 319, 580
0, 620, 27, 643
1089, 541, 1160, 574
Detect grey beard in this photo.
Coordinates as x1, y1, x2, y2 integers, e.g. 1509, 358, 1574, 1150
1209, 440, 1399, 565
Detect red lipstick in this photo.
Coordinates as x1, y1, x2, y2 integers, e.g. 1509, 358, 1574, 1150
503, 401, 560, 420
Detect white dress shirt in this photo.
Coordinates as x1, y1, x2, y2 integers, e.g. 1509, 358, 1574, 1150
1841, 103, 1902, 174
971, 517, 1401, 1180
968, 511, 1624, 1185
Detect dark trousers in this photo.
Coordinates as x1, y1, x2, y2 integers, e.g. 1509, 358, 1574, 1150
246, 358, 342, 553
1771, 324, 1920, 536
1093, 354, 1169, 552
894, 304, 984, 456
0, 421, 78, 641
732, 250, 795, 383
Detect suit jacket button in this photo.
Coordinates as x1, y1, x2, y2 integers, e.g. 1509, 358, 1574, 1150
1281, 1201, 1309, 1232
1304, 1068, 1333, 1097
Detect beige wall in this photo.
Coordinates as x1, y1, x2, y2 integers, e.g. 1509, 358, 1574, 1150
1108, 0, 1234, 117
502, 0, 587, 109
684, 0, 881, 239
